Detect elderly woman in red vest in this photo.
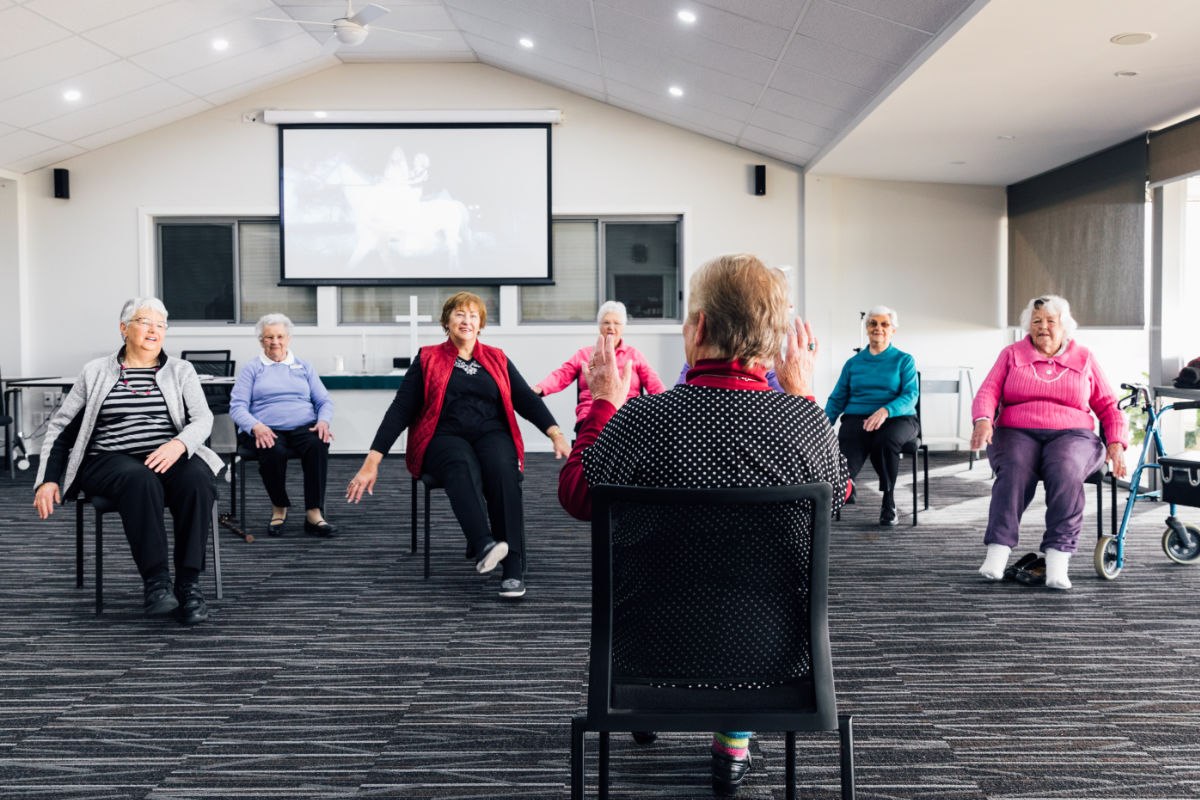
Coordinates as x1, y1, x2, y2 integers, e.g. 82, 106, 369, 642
345, 292, 570, 599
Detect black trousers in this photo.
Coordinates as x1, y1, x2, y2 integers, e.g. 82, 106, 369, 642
422, 430, 524, 577
78, 451, 216, 580
837, 414, 920, 494
239, 427, 329, 511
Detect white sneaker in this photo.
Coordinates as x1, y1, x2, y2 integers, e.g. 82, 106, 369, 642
978, 543, 1012, 581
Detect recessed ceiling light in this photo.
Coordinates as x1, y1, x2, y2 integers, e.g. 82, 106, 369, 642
678, 10, 697, 23
62, 89, 81, 102
313, 110, 328, 119
519, 37, 533, 48
1114, 70, 1139, 78
668, 86, 684, 97
211, 38, 230, 51
1110, 32, 1156, 46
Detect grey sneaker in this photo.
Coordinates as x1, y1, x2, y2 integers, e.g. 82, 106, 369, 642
498, 578, 526, 599
475, 540, 509, 573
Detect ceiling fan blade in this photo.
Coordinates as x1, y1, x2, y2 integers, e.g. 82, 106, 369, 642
348, 3, 390, 27
368, 24, 440, 42
255, 16, 336, 27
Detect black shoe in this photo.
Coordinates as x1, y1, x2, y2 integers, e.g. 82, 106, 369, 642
475, 540, 509, 573
267, 515, 286, 537
174, 581, 209, 625
711, 751, 752, 796
631, 731, 658, 745
304, 519, 339, 538
143, 575, 178, 617
498, 577, 526, 599
879, 493, 898, 526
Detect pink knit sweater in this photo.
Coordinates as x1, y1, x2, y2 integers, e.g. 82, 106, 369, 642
536, 341, 667, 425
972, 337, 1129, 447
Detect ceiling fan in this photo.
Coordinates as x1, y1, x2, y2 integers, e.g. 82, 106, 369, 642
256, 1, 439, 48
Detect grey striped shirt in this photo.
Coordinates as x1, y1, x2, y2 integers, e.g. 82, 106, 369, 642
87, 367, 176, 455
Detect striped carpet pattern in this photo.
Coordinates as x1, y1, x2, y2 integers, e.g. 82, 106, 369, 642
1, 452, 1199, 799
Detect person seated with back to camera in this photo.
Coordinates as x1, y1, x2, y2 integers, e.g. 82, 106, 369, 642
533, 300, 667, 433
32, 297, 223, 625
824, 305, 919, 526
229, 312, 337, 538
559, 254, 849, 797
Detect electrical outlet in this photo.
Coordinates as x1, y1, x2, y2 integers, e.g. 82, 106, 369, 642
43, 391, 54, 407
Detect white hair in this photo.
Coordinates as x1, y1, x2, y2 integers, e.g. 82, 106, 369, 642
596, 300, 628, 326
120, 296, 168, 324
865, 304, 898, 329
256, 313, 293, 339
1018, 295, 1078, 338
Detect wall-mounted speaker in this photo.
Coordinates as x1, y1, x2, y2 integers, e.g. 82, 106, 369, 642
53, 168, 69, 199
753, 164, 766, 196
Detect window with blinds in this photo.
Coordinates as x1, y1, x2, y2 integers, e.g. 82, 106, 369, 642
157, 218, 316, 324
520, 216, 682, 322
340, 285, 501, 325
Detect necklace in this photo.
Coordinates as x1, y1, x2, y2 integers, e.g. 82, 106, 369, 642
1030, 362, 1067, 384
119, 363, 159, 395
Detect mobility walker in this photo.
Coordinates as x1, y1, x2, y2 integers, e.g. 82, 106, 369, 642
1094, 383, 1200, 579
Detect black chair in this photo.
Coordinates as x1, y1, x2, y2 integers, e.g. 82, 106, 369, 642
233, 442, 299, 522
74, 495, 223, 615
0, 366, 13, 479
180, 349, 235, 415
410, 471, 524, 579
571, 482, 855, 800
898, 373, 930, 525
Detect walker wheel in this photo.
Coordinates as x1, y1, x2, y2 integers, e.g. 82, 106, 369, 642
1094, 535, 1122, 580
1162, 524, 1200, 564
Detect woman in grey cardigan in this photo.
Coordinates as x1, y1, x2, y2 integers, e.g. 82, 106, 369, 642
33, 297, 223, 625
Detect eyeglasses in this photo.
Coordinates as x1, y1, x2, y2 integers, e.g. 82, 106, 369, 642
130, 317, 168, 331
866, 320, 892, 328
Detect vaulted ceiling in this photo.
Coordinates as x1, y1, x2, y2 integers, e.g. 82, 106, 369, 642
2, 0, 1200, 186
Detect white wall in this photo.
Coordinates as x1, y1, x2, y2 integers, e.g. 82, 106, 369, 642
804, 173, 1149, 447
17, 63, 802, 453
0, 170, 22, 375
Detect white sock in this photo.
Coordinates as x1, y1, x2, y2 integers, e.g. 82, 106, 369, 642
1044, 548, 1072, 590
978, 544, 1012, 581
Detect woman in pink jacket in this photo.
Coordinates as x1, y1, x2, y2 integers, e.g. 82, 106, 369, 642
971, 295, 1129, 590
534, 301, 667, 432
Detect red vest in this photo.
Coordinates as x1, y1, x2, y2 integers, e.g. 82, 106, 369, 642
404, 339, 525, 478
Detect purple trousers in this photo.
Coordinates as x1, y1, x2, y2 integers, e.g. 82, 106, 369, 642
984, 427, 1105, 554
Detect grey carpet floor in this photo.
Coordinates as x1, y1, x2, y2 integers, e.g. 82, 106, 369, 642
1, 452, 1199, 799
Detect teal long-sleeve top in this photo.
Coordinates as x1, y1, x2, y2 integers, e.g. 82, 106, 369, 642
824, 345, 918, 421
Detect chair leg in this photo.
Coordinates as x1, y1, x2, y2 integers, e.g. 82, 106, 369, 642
598, 731, 610, 800
210, 500, 223, 600
911, 450, 919, 526
1110, 474, 1118, 539
75, 500, 84, 588
923, 446, 930, 510
423, 484, 432, 579
1095, 478, 1103, 539
570, 717, 586, 800
785, 730, 797, 800
94, 509, 104, 616
839, 714, 856, 800
238, 457, 246, 525
410, 478, 418, 554
229, 457, 238, 517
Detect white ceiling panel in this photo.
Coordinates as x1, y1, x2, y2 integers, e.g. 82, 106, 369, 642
796, 0, 930, 67
7, 141, 85, 173
132, 15, 300, 79
444, 0, 595, 29
171, 31, 326, 96
767, 62, 874, 113
467, 35, 598, 76
780, 33, 896, 91
834, 0, 973, 34
70, 96, 210, 152
611, 98, 741, 146
606, 80, 745, 137
0, 128, 71, 162
598, 38, 763, 103
746, 107, 833, 148
85, 0, 275, 57
471, 46, 606, 94
0, 60, 159, 129
198, 54, 333, 108
447, 7, 597, 54
739, 125, 819, 161
603, 61, 755, 119
597, 0, 791, 60
698, 0, 805, 29
30, 81, 197, 141
22, 0, 175, 34
0, 5, 71, 59
758, 88, 854, 131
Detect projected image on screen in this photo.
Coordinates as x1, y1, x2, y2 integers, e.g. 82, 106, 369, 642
279, 124, 551, 284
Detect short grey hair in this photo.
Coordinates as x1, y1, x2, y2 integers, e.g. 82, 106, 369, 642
120, 296, 168, 324
256, 313, 293, 339
596, 300, 627, 326
865, 305, 898, 329
1018, 295, 1078, 339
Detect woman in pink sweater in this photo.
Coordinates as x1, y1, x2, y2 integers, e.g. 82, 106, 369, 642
534, 301, 666, 431
971, 295, 1129, 590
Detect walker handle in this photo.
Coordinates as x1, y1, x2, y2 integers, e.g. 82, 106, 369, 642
1169, 401, 1200, 411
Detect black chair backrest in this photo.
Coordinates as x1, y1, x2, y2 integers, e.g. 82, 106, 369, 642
180, 350, 235, 378
588, 482, 836, 727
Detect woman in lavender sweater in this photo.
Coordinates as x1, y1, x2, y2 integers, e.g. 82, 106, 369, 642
971, 296, 1129, 589
230, 313, 336, 537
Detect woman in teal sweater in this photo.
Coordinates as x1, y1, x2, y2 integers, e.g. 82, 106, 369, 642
825, 305, 919, 525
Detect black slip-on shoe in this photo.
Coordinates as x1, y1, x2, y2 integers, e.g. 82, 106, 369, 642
631, 731, 658, 745
1003, 552, 1040, 582
304, 519, 339, 538
174, 581, 209, 626
498, 577, 526, 599
143, 576, 179, 617
711, 751, 752, 797
1013, 556, 1047, 587
267, 516, 286, 537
